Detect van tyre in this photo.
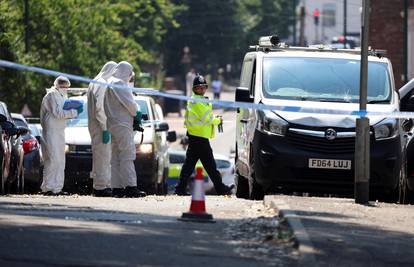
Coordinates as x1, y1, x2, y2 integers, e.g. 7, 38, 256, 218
249, 145, 264, 200
235, 172, 249, 199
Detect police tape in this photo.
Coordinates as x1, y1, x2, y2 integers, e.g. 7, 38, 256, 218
2, 59, 414, 119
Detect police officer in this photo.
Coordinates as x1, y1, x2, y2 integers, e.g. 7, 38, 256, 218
175, 74, 232, 195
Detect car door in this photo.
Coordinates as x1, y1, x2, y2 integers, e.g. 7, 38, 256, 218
0, 104, 12, 185
152, 101, 167, 182
236, 54, 256, 177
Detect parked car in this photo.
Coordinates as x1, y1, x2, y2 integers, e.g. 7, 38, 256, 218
167, 149, 235, 194
0, 102, 29, 194
234, 35, 414, 201
64, 93, 176, 194
11, 113, 43, 193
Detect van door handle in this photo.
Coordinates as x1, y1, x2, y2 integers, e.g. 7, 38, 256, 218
240, 119, 249, 123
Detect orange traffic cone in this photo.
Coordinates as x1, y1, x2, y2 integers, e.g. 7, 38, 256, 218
178, 167, 215, 223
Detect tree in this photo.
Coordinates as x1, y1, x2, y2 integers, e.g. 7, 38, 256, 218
0, 0, 180, 115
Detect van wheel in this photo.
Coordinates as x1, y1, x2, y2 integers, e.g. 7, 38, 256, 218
249, 145, 264, 200
235, 172, 249, 199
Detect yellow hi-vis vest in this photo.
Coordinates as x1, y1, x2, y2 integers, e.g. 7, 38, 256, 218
184, 94, 221, 139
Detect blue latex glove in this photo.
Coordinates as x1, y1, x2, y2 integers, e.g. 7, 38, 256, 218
63, 99, 83, 110
135, 111, 142, 125
102, 130, 111, 144
76, 105, 83, 114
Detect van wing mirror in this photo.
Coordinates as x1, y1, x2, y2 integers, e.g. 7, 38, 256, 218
235, 87, 253, 103
156, 122, 169, 132
167, 131, 177, 142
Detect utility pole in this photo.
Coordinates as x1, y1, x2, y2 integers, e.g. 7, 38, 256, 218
343, 0, 347, 48
293, 0, 297, 45
355, 0, 370, 204
403, 0, 408, 84
299, 6, 306, 46
24, 0, 29, 53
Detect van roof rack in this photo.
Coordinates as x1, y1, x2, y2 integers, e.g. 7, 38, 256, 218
250, 35, 386, 58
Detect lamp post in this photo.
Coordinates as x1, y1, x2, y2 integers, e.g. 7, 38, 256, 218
355, 0, 370, 204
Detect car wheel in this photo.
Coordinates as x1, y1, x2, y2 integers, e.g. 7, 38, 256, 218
399, 161, 412, 204
0, 164, 4, 195
156, 168, 168, 195
235, 172, 249, 199
249, 145, 264, 200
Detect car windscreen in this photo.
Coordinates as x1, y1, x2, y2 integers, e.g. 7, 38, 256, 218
262, 57, 391, 103
169, 152, 186, 164
67, 101, 88, 127
13, 118, 27, 128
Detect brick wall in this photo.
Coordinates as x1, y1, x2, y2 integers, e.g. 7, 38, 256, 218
369, 0, 413, 88
369, 0, 404, 89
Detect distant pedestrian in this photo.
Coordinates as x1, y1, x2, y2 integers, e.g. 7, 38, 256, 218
211, 78, 222, 100
175, 74, 232, 195
185, 68, 196, 96
40, 76, 81, 196
87, 61, 117, 197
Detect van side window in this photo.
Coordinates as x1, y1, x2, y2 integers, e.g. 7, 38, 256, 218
240, 58, 253, 88
250, 60, 256, 97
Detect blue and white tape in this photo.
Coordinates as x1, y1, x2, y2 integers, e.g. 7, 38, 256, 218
1, 59, 414, 118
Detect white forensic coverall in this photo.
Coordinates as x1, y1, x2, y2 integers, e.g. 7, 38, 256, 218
40, 77, 78, 193
104, 61, 139, 189
87, 61, 117, 190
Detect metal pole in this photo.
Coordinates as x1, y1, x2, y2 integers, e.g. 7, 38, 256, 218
403, 0, 408, 84
355, 0, 370, 204
343, 0, 347, 48
293, 0, 297, 45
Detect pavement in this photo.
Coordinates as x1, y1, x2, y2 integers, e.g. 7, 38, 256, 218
264, 195, 414, 267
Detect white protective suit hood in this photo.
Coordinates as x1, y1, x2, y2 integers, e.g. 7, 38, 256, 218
95, 61, 117, 81
53, 76, 71, 96
111, 61, 134, 84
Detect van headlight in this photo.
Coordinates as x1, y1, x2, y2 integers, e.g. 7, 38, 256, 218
136, 144, 153, 154
258, 110, 288, 136
373, 118, 398, 140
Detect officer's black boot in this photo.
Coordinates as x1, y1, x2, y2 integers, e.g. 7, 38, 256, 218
112, 188, 125, 198
93, 188, 112, 197
124, 186, 146, 198
216, 184, 234, 196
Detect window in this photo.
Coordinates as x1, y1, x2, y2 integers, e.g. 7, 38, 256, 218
322, 3, 336, 27
240, 57, 254, 88
262, 57, 391, 103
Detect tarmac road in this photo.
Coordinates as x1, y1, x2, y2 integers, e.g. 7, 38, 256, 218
0, 195, 297, 267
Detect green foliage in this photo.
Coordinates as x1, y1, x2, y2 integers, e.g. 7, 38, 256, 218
0, 0, 180, 115
163, 0, 296, 79
0, 0, 296, 115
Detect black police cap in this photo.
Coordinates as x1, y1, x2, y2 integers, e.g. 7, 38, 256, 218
193, 74, 208, 88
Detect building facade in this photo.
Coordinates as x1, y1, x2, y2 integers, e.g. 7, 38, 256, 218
298, 0, 362, 45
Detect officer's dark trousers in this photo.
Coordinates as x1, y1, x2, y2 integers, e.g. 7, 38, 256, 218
176, 134, 225, 193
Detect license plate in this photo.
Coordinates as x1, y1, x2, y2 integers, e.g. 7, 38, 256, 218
308, 158, 351, 170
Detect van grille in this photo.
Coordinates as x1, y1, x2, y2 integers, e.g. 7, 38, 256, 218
287, 131, 355, 154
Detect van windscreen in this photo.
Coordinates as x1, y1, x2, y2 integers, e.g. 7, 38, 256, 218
262, 57, 391, 103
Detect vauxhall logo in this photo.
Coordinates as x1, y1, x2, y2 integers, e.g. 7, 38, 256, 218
325, 128, 337, 140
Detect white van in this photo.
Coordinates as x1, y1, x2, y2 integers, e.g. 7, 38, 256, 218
235, 36, 414, 201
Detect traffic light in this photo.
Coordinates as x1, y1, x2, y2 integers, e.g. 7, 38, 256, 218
313, 8, 320, 25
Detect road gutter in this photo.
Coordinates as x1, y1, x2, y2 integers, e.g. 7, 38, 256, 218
264, 196, 318, 266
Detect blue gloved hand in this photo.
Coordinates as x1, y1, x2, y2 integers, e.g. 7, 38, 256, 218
135, 111, 142, 125
102, 130, 111, 144
76, 105, 83, 114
